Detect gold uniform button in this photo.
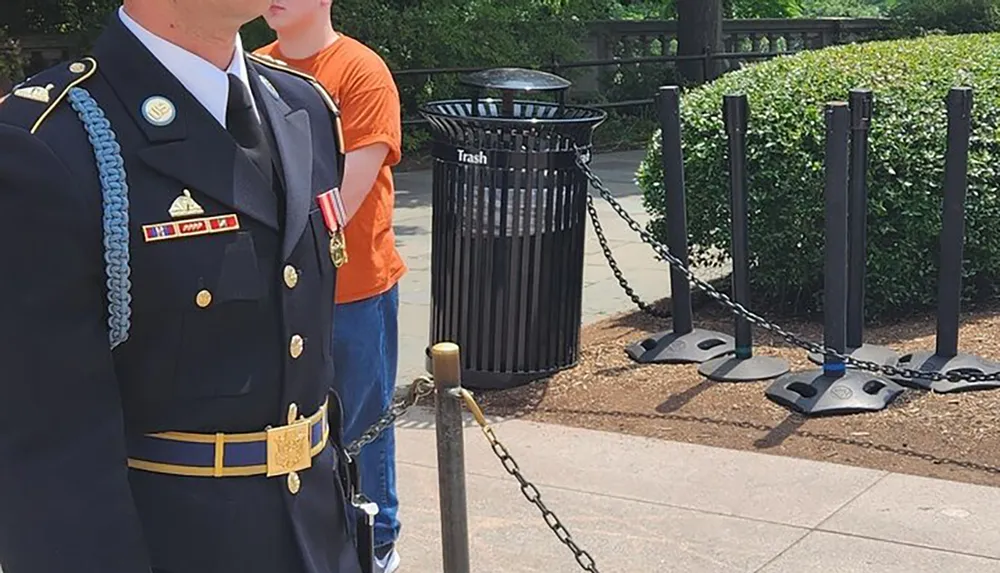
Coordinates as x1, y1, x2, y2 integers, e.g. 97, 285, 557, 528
289, 335, 304, 359
287, 471, 301, 494
283, 265, 299, 289
195, 289, 212, 308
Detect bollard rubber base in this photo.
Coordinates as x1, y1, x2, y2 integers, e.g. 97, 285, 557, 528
806, 344, 900, 369
698, 354, 791, 383
889, 351, 1000, 393
765, 369, 904, 416
625, 328, 735, 365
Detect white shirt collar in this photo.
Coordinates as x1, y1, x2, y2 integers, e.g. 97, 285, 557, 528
117, 6, 259, 127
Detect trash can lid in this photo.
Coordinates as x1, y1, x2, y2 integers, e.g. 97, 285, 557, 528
459, 68, 571, 94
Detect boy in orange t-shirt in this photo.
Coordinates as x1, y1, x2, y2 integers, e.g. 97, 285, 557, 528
259, 3, 406, 572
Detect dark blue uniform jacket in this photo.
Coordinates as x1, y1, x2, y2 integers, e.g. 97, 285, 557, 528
0, 14, 363, 573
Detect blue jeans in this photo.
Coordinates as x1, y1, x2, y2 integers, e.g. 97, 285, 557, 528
331, 284, 400, 550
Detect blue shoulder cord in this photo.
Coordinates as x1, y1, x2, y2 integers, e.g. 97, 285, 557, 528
66, 87, 132, 350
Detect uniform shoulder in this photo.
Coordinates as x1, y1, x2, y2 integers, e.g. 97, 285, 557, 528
0, 57, 99, 135
248, 52, 340, 117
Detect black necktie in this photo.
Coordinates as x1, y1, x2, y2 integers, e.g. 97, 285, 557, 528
226, 73, 263, 149
226, 73, 274, 189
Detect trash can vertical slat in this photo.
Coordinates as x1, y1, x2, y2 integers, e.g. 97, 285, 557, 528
554, 170, 569, 365
520, 173, 534, 372
529, 168, 545, 371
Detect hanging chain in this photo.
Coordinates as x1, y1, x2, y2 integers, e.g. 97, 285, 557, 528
456, 388, 601, 572
345, 376, 435, 458
573, 146, 1000, 385
344, 377, 600, 571
585, 190, 671, 319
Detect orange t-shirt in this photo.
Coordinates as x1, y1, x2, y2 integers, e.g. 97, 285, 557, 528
255, 35, 407, 304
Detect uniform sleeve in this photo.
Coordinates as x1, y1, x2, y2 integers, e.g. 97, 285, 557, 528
0, 126, 152, 572
338, 62, 402, 167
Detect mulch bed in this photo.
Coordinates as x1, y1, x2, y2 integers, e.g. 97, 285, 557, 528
474, 300, 1000, 489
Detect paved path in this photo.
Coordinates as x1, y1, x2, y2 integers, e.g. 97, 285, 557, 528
394, 409, 1000, 572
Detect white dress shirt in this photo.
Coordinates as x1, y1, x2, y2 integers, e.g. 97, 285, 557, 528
118, 6, 260, 127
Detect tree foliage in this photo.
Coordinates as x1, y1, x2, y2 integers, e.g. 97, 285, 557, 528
801, 0, 890, 17
889, 0, 1000, 34
0, 29, 23, 93
593, 0, 802, 19
0, 0, 117, 41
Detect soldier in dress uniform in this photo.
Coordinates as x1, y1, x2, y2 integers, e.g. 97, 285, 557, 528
0, 2, 365, 573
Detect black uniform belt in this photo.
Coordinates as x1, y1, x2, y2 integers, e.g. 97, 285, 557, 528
126, 400, 329, 478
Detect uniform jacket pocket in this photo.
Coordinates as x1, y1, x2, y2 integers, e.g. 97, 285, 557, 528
128, 229, 271, 399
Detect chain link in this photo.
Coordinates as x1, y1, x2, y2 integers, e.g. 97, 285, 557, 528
344, 377, 601, 571
457, 389, 601, 572
345, 376, 435, 458
586, 191, 671, 319
573, 147, 1000, 385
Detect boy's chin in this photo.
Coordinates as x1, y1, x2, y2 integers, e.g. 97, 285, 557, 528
262, 16, 285, 30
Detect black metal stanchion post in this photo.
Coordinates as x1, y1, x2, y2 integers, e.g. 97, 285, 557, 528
432, 342, 472, 573
627, 86, 735, 364
766, 102, 903, 416
699, 94, 789, 382
891, 87, 1000, 393
809, 89, 900, 368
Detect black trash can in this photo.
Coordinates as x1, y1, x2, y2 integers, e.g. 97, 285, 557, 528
418, 68, 606, 390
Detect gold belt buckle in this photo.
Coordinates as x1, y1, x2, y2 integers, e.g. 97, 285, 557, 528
266, 404, 314, 477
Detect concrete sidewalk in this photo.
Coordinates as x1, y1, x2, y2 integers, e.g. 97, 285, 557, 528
393, 407, 1000, 572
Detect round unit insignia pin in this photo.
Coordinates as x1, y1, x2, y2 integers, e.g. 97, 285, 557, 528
142, 95, 176, 127
69, 62, 86, 74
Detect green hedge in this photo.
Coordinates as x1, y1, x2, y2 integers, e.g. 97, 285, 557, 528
637, 33, 1000, 319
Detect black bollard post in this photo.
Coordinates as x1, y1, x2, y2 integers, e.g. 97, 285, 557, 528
808, 89, 899, 368
698, 94, 789, 382
846, 89, 871, 350
890, 87, 1000, 393
822, 101, 851, 380
937, 90, 971, 360
627, 86, 735, 364
765, 102, 903, 416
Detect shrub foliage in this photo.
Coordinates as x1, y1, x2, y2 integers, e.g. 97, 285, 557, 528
637, 33, 1000, 319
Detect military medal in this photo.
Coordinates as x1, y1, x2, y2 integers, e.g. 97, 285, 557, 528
317, 189, 348, 268
329, 229, 347, 268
